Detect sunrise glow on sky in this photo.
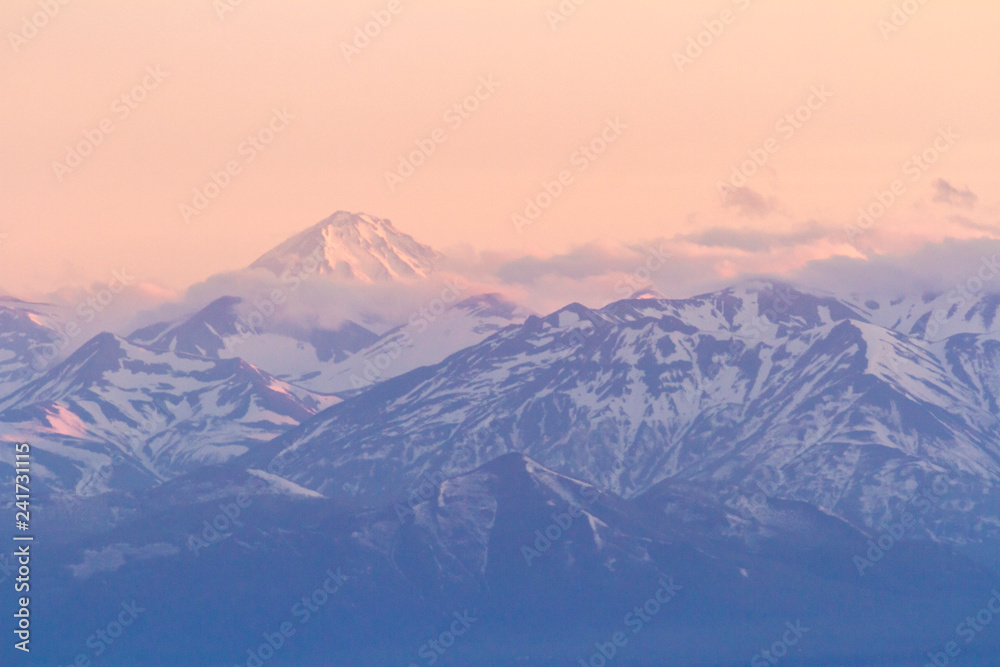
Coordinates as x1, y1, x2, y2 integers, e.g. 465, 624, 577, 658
2, 0, 998, 301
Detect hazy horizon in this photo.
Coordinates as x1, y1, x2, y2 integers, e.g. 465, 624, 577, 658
3, 0, 998, 305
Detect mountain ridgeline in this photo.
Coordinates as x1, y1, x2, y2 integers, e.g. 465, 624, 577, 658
2, 212, 1000, 664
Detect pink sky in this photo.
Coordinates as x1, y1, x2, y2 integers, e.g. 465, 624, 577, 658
2, 0, 998, 300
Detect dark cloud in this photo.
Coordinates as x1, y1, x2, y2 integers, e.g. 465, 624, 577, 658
677, 221, 829, 252
932, 178, 977, 208
791, 237, 1000, 298
721, 186, 776, 217
948, 215, 999, 234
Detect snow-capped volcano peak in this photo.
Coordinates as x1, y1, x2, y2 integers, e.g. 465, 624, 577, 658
249, 211, 440, 282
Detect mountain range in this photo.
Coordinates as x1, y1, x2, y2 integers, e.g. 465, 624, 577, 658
2, 211, 999, 665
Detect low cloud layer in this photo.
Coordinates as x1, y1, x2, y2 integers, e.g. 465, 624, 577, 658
932, 178, 978, 208
29, 225, 1000, 359
677, 221, 830, 252
791, 237, 1000, 299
